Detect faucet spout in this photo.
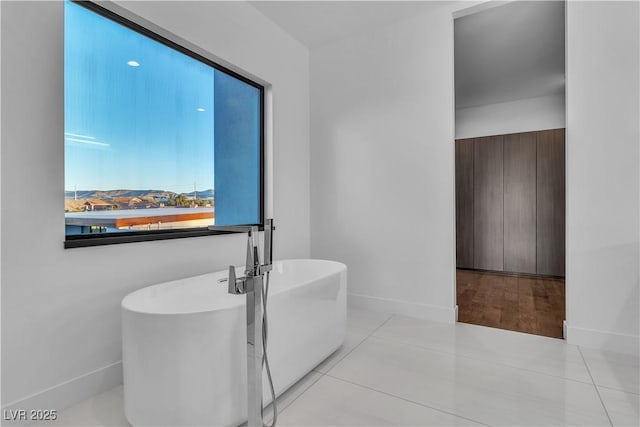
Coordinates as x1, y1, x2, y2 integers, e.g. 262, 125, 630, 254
207, 224, 258, 234
208, 224, 260, 278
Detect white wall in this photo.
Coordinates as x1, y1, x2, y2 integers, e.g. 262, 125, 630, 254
455, 93, 566, 139
311, 3, 463, 323
1, 0, 310, 411
565, 0, 639, 355
311, 0, 639, 354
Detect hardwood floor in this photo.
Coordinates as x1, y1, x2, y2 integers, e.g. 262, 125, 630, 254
456, 269, 565, 339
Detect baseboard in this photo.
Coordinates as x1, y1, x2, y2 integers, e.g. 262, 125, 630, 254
1, 362, 123, 425
348, 293, 456, 324
566, 324, 639, 356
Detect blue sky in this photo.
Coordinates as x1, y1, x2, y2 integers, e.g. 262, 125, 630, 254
64, 1, 215, 193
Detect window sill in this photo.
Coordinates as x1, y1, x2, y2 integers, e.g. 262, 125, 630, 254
64, 228, 248, 249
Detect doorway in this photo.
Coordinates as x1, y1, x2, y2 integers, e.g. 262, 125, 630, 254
453, 1, 566, 339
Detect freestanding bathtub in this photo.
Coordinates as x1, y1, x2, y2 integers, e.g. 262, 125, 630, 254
121, 259, 346, 426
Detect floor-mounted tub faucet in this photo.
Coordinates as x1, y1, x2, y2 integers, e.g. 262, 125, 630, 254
208, 220, 275, 427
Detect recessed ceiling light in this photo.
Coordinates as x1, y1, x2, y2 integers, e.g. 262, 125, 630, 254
196, 108, 205, 112
127, 60, 140, 67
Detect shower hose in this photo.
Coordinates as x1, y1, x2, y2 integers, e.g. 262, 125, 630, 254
261, 270, 277, 427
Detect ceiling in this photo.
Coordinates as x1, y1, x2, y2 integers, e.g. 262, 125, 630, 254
455, 1, 565, 108
250, 1, 565, 109
249, 1, 442, 49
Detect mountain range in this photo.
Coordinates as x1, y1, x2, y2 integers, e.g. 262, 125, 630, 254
64, 189, 215, 200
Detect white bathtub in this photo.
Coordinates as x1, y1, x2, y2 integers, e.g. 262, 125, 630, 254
122, 259, 346, 426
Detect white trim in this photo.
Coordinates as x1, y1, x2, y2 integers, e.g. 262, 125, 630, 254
348, 293, 457, 324
0, 0, 3, 414
264, 85, 274, 220
450, 10, 459, 314
1, 362, 122, 419
566, 325, 639, 356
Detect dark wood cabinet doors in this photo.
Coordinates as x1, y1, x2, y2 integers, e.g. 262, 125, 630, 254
455, 138, 474, 268
455, 129, 565, 276
536, 129, 566, 276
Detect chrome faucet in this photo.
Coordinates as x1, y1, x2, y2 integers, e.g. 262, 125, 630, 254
208, 220, 274, 427
211, 224, 273, 295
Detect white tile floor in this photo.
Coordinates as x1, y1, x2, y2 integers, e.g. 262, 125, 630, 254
36, 308, 639, 426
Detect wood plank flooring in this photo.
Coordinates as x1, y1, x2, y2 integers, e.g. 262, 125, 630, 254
456, 269, 565, 339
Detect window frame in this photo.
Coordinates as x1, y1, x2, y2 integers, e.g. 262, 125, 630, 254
64, 0, 265, 249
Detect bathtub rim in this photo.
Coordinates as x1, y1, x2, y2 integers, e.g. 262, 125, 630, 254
121, 258, 346, 316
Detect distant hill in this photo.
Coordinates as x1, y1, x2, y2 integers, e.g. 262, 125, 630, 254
64, 189, 215, 199
190, 189, 214, 199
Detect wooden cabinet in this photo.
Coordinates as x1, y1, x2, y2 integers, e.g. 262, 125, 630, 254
473, 135, 504, 271
504, 132, 537, 274
537, 129, 566, 276
455, 129, 565, 276
455, 138, 474, 268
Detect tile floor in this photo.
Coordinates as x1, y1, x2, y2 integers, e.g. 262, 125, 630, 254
36, 308, 639, 426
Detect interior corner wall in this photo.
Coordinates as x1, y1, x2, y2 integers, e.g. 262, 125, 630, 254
565, 0, 639, 355
455, 93, 566, 139
1, 0, 309, 412
310, 4, 464, 323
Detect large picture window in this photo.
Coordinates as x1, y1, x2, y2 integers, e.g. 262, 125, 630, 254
64, 1, 263, 248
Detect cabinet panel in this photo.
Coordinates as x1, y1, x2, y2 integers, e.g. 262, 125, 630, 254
537, 129, 566, 276
455, 138, 474, 268
504, 132, 537, 274
474, 135, 504, 271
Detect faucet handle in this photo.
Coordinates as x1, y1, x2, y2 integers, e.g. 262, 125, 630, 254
228, 265, 246, 294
